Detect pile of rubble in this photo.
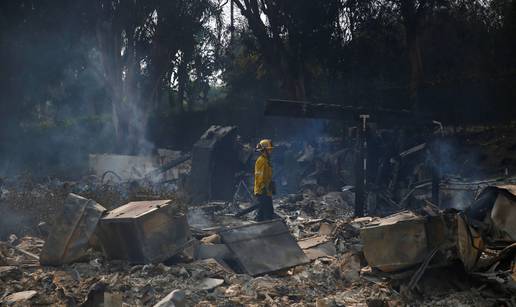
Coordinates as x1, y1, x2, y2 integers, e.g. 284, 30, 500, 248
0, 174, 183, 240
1, 180, 515, 306
2, 124, 516, 306
0, 234, 392, 306
0, 201, 390, 306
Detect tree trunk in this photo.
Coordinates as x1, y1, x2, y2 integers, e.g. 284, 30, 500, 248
233, 0, 307, 100
399, 0, 426, 111
406, 26, 423, 111
177, 56, 188, 113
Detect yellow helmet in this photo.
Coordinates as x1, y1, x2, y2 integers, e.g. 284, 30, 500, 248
256, 139, 273, 152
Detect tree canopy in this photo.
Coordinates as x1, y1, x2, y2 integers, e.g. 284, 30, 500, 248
0, 0, 515, 175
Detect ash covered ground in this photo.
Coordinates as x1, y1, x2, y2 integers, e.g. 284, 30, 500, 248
1, 126, 516, 306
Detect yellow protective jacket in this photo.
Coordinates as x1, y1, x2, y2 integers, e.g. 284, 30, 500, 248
254, 154, 273, 196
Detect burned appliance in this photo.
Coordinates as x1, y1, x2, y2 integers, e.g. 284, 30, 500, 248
96, 200, 192, 264
40, 193, 106, 266
188, 125, 243, 202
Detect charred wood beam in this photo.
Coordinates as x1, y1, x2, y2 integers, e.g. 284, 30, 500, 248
265, 99, 434, 126
144, 154, 192, 179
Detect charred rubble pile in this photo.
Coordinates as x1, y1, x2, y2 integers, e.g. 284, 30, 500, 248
1, 125, 516, 306
0, 173, 184, 240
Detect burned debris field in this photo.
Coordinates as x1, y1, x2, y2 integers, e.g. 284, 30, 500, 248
1, 1, 516, 306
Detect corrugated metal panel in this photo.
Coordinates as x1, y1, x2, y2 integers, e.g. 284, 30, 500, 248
40, 194, 106, 266
219, 219, 309, 276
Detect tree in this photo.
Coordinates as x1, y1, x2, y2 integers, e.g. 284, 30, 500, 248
93, 0, 216, 153
232, 0, 342, 100
396, 0, 435, 111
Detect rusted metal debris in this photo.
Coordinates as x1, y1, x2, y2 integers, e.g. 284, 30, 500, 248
40, 193, 106, 266
298, 235, 337, 260
188, 125, 242, 202
96, 200, 192, 264
219, 219, 309, 276
360, 209, 481, 273
359, 182, 516, 297
360, 211, 429, 272
482, 185, 516, 241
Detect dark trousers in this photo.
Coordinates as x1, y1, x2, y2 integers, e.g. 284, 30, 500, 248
255, 194, 274, 221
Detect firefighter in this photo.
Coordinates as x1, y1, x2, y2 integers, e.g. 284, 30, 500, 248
254, 139, 275, 221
